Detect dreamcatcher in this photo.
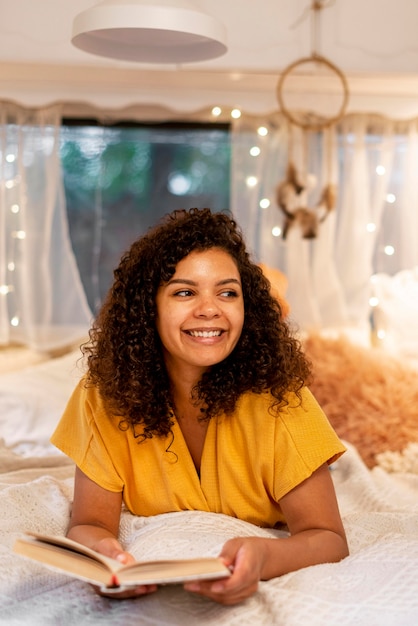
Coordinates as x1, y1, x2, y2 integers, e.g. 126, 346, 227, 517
275, 0, 349, 239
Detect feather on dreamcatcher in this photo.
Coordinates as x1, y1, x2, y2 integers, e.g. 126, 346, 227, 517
276, 162, 337, 240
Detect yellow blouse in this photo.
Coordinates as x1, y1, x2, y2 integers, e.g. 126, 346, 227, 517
51, 380, 345, 528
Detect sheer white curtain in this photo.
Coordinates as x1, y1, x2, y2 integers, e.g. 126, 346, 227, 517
0, 102, 92, 351
2, 102, 417, 350
231, 112, 418, 336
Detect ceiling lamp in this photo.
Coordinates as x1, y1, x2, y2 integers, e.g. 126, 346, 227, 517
71, 0, 228, 64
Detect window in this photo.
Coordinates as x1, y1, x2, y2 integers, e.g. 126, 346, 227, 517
60, 121, 231, 312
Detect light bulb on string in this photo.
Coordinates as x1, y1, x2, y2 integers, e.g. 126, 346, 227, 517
10, 316, 19, 327
0, 285, 14, 295
11, 230, 26, 240
246, 176, 258, 188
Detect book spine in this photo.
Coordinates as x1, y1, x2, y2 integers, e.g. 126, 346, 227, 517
109, 573, 120, 588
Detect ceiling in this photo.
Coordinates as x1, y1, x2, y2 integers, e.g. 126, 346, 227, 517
2, 0, 418, 74
1, 0, 418, 116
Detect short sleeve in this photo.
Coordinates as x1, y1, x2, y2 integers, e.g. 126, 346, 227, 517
50, 380, 124, 492
272, 388, 346, 502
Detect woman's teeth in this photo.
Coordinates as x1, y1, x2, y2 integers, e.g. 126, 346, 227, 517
188, 330, 222, 337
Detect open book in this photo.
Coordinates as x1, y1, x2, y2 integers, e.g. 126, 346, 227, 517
13, 532, 231, 592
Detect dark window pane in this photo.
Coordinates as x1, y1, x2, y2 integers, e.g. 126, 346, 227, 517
60, 122, 231, 312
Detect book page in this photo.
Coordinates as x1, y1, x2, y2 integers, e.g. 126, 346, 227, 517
13, 537, 114, 587
22, 532, 121, 570
118, 558, 231, 585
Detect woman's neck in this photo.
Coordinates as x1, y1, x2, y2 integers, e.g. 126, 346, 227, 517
164, 359, 207, 404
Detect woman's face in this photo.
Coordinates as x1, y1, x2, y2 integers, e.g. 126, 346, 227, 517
155, 248, 244, 381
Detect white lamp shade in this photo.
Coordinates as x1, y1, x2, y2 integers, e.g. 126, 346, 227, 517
72, 1, 228, 64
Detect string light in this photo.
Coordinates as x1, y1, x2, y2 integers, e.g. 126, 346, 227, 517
249, 146, 261, 157
384, 245, 395, 256
11, 230, 26, 240
211, 106, 222, 117
376, 165, 386, 175
259, 198, 270, 209
386, 193, 396, 203
0, 285, 14, 295
366, 222, 376, 232
272, 226, 282, 237
231, 108, 241, 119
257, 126, 268, 136
2, 137, 24, 338
246, 176, 258, 188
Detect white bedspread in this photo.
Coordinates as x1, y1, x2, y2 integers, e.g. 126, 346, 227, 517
1, 347, 417, 624
1, 441, 418, 626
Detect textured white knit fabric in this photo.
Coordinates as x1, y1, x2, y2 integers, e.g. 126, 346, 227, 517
1, 441, 418, 626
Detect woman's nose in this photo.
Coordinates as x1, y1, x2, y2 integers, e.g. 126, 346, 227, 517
195, 295, 221, 317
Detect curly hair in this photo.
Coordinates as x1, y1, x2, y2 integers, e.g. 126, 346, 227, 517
83, 208, 311, 438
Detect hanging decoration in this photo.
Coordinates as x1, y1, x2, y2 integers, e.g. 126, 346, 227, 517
276, 162, 336, 240
275, 0, 349, 239
277, 0, 349, 132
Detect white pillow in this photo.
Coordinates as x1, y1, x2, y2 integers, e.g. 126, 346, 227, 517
372, 267, 418, 363
0, 350, 84, 456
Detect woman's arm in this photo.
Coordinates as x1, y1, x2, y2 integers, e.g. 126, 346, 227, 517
68, 467, 157, 598
184, 463, 348, 605
67, 467, 125, 553
259, 461, 348, 578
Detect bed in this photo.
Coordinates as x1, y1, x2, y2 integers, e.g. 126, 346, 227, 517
1, 337, 418, 626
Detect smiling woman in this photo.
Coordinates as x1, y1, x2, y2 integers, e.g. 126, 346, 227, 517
155, 248, 244, 380
50, 208, 348, 606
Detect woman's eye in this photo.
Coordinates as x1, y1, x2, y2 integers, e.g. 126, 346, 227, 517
174, 289, 193, 297
220, 290, 239, 298
172, 288, 240, 298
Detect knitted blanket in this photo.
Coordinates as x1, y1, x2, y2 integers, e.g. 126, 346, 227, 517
1, 441, 418, 626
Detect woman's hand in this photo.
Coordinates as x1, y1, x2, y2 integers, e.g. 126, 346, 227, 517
183, 464, 348, 605
184, 537, 267, 605
93, 536, 136, 564
91, 537, 158, 599
67, 469, 158, 600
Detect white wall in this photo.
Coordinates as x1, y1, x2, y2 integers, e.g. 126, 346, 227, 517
2, 63, 418, 120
